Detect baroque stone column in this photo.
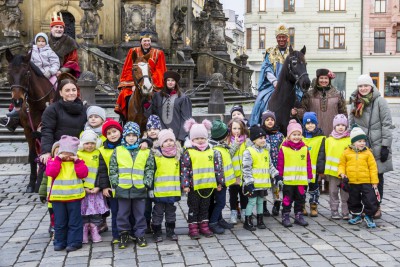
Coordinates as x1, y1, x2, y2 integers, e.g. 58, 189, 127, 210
0, 0, 23, 44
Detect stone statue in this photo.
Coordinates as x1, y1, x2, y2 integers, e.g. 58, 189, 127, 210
193, 11, 211, 50
79, 0, 103, 37
170, 5, 187, 41
0, 0, 23, 37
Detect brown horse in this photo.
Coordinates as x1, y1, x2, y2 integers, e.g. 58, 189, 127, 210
126, 50, 154, 133
6, 49, 55, 193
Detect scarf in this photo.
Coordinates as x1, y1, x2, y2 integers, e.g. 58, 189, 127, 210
330, 129, 350, 139
316, 85, 331, 97
230, 135, 246, 145
104, 138, 121, 149
84, 123, 102, 136
167, 89, 177, 96
191, 141, 208, 151
125, 143, 139, 150
59, 99, 84, 115
352, 92, 373, 118
263, 125, 280, 135
161, 146, 177, 157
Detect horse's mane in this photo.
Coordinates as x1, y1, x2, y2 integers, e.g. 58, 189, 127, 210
29, 61, 45, 78
10, 54, 45, 78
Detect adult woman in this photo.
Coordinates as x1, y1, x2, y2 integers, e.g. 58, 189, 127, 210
146, 70, 192, 143
39, 75, 87, 164
292, 69, 347, 136
349, 74, 393, 219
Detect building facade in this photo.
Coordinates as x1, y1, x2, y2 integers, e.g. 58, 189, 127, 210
244, 0, 362, 98
363, 0, 400, 103
224, 9, 245, 61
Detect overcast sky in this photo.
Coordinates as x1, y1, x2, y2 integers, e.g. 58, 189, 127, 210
219, 0, 244, 20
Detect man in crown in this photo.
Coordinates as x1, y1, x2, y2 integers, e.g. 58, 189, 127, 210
114, 33, 167, 122
249, 25, 303, 126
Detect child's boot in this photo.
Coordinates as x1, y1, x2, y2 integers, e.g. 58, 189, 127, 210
82, 223, 89, 244
199, 221, 214, 237
209, 222, 225, 234
240, 210, 246, 223
364, 215, 376, 228
272, 201, 281, 216
294, 212, 309, 226
256, 214, 266, 229
281, 212, 292, 228
374, 206, 382, 219
89, 223, 102, 243
152, 224, 163, 242
243, 215, 256, 231
188, 223, 200, 239
118, 231, 130, 249
263, 201, 271, 217
310, 203, 318, 217
230, 210, 238, 224
165, 222, 178, 241
348, 214, 363, 225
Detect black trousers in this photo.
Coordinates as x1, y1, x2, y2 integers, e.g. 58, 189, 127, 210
229, 184, 248, 211
282, 185, 306, 214
187, 188, 212, 223
378, 173, 384, 204
347, 184, 378, 217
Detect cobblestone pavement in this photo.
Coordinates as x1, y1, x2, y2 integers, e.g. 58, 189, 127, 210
1, 109, 400, 267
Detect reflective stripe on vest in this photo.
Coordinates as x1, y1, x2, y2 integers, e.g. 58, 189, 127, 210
98, 147, 115, 174
78, 150, 100, 189
282, 146, 308, 185
49, 161, 85, 201
324, 136, 350, 177
232, 142, 246, 178
187, 149, 217, 190
303, 136, 325, 182
213, 146, 236, 187
154, 156, 181, 198
246, 147, 271, 188
116, 147, 147, 189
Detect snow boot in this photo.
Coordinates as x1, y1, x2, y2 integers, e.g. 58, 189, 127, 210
243, 215, 256, 231
165, 222, 178, 241
294, 212, 309, 226
310, 203, 318, 217
272, 201, 281, 216
281, 212, 292, 228
152, 224, 163, 243
89, 223, 102, 243
188, 223, 200, 239
256, 214, 266, 229
199, 221, 214, 237
82, 223, 89, 244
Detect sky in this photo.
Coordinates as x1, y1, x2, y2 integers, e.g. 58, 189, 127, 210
219, 0, 244, 20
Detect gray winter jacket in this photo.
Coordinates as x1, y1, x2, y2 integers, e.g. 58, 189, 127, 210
31, 33, 60, 78
349, 88, 393, 173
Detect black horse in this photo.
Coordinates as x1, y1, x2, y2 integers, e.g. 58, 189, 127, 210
267, 46, 311, 135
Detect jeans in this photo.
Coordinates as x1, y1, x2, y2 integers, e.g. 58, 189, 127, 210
209, 187, 226, 223
52, 201, 82, 248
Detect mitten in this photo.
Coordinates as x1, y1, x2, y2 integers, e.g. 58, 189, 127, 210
380, 146, 389, 162
338, 177, 350, 192
274, 175, 283, 186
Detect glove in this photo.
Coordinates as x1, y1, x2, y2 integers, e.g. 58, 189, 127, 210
274, 175, 283, 186
338, 177, 350, 193
243, 183, 255, 197
40, 196, 46, 204
380, 146, 389, 163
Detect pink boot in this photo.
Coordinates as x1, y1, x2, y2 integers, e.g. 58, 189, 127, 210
89, 223, 102, 243
82, 223, 89, 244
188, 223, 200, 239
199, 221, 214, 237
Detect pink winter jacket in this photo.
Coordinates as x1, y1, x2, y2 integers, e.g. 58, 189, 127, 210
277, 140, 313, 180
46, 156, 88, 180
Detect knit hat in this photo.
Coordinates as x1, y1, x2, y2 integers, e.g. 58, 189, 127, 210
158, 128, 176, 146
102, 119, 122, 137
164, 70, 181, 83
230, 105, 245, 118
357, 74, 375, 87
350, 126, 367, 144
50, 12, 65, 28
79, 129, 102, 150
287, 119, 302, 137
58, 135, 80, 156
303, 112, 318, 126
184, 118, 211, 141
250, 125, 266, 141
123, 121, 141, 138
261, 110, 276, 125
34, 32, 49, 45
211, 119, 229, 141
51, 141, 60, 157
333, 114, 348, 128
146, 114, 162, 130
87, 106, 106, 122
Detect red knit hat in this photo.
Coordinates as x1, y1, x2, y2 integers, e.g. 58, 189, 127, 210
50, 12, 65, 28
102, 119, 122, 137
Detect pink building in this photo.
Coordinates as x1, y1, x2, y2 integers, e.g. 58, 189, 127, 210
363, 0, 400, 102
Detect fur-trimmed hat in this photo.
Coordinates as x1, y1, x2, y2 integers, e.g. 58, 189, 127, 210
164, 70, 181, 83
58, 135, 80, 156
316, 68, 335, 80
184, 118, 211, 141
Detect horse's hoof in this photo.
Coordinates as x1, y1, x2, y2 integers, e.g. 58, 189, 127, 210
26, 185, 34, 193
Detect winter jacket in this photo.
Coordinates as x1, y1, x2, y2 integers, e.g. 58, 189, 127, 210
277, 140, 313, 180
338, 146, 379, 185
31, 44, 60, 77
349, 88, 393, 173
265, 130, 285, 168
41, 99, 87, 154
303, 128, 326, 175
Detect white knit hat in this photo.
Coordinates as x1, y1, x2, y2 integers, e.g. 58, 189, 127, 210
87, 106, 106, 122
357, 74, 374, 87
79, 129, 102, 150
350, 126, 367, 144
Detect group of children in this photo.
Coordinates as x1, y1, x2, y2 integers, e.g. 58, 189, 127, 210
42, 103, 380, 252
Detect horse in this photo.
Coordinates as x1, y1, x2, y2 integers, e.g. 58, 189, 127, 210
126, 50, 154, 133
5, 48, 55, 193
267, 46, 311, 136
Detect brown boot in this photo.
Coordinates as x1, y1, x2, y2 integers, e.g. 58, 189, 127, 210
373, 207, 382, 219
310, 203, 318, 217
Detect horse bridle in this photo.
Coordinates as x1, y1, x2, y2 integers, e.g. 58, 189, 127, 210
287, 55, 309, 89
132, 63, 152, 94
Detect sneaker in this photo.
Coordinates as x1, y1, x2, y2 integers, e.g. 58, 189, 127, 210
209, 222, 225, 234
218, 219, 234, 229
342, 214, 350, 220
118, 232, 129, 249
137, 236, 147, 247
111, 238, 119, 244
66, 245, 82, 252
54, 246, 66, 251
230, 210, 238, 224
364, 215, 376, 228
331, 211, 341, 220
348, 215, 362, 225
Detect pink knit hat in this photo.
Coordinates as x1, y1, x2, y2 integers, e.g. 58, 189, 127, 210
184, 118, 212, 141
158, 129, 176, 146
287, 119, 302, 137
333, 114, 348, 128
58, 135, 80, 155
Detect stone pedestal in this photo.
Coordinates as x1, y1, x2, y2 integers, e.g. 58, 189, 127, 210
77, 71, 97, 105
208, 73, 225, 114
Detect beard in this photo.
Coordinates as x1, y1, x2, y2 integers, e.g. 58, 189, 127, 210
51, 32, 63, 38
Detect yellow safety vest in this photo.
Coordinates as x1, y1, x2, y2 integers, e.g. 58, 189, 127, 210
232, 142, 246, 178
46, 173, 53, 208
303, 136, 325, 182
324, 136, 351, 177
282, 146, 309, 185
187, 148, 217, 191
154, 156, 181, 198
77, 150, 100, 189
98, 146, 115, 173
213, 146, 236, 187
116, 146, 147, 190
246, 147, 271, 189
49, 161, 86, 201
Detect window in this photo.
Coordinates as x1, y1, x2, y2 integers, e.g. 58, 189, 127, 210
334, 0, 346, 11
375, 0, 386, 13
334, 27, 345, 49
319, 27, 330, 49
246, 28, 252, 49
246, 0, 252, 13
374, 30, 386, 53
320, 0, 330, 11
370, 72, 380, 89
259, 27, 266, 49
259, 0, 266, 11
397, 31, 400, 52
284, 0, 295, 12
289, 27, 295, 48
384, 72, 400, 97
331, 72, 346, 96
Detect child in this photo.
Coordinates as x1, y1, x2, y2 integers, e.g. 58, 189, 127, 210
109, 121, 154, 249
338, 126, 379, 228
230, 105, 249, 126
242, 125, 282, 231
84, 106, 107, 139
277, 120, 313, 227
78, 130, 109, 243
325, 114, 350, 220
151, 129, 182, 242
302, 112, 326, 217
261, 110, 285, 217
208, 119, 236, 234
181, 118, 224, 239
226, 118, 250, 224
46, 135, 88, 252
31, 32, 60, 85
